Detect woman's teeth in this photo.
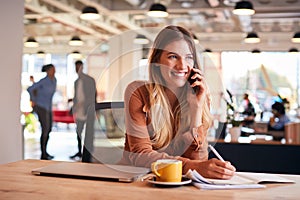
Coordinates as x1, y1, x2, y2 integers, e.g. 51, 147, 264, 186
172, 72, 186, 77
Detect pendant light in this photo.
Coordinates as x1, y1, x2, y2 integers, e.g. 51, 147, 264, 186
204, 48, 212, 53
193, 34, 199, 44
134, 34, 149, 45
251, 49, 261, 53
24, 37, 39, 48
244, 32, 260, 43
80, 6, 100, 20
70, 51, 82, 59
289, 48, 299, 53
37, 50, 46, 58
233, 1, 255, 16
69, 36, 84, 46
291, 32, 300, 43
147, 3, 169, 18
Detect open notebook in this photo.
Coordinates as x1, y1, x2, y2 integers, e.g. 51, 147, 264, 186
186, 169, 295, 190
32, 162, 150, 183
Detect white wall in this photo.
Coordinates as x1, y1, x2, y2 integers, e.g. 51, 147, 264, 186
0, 1, 24, 164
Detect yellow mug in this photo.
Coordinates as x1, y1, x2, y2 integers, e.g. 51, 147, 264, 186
151, 159, 182, 182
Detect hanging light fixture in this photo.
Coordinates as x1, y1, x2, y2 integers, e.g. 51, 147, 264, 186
36, 50, 46, 57
291, 32, 300, 43
24, 37, 39, 48
134, 34, 149, 44
251, 49, 261, 53
204, 48, 212, 53
193, 34, 199, 44
80, 6, 100, 20
244, 32, 260, 43
70, 51, 82, 59
69, 36, 84, 46
232, 1, 255, 16
147, 3, 169, 18
289, 48, 299, 53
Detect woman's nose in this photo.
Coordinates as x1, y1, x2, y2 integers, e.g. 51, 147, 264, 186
176, 58, 189, 70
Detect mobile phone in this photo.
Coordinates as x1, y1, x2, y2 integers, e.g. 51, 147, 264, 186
188, 70, 200, 94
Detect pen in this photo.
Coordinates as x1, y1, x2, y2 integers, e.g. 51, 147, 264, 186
208, 144, 225, 162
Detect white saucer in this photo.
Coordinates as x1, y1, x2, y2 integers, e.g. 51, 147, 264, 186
147, 177, 192, 186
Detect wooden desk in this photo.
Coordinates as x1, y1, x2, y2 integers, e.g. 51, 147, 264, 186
1, 160, 300, 200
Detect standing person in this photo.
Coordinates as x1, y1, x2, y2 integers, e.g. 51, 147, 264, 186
70, 60, 96, 159
120, 25, 236, 179
27, 64, 56, 160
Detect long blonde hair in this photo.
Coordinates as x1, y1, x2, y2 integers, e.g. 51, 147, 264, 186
146, 25, 213, 149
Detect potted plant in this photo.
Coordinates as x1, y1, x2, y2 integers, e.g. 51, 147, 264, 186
225, 90, 242, 141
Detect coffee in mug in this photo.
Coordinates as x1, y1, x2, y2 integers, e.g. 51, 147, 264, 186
151, 159, 182, 182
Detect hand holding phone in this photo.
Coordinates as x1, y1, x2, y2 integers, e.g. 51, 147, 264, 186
188, 69, 200, 94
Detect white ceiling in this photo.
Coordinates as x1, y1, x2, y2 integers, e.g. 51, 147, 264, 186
24, 0, 300, 54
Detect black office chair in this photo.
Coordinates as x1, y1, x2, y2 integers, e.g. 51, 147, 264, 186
82, 101, 125, 163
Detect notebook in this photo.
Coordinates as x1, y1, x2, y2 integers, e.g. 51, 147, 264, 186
32, 162, 150, 183
186, 169, 295, 190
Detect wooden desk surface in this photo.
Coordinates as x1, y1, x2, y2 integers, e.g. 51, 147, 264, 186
1, 159, 300, 200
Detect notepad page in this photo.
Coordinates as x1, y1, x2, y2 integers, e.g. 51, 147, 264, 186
235, 172, 295, 184
206, 174, 255, 185
186, 170, 294, 185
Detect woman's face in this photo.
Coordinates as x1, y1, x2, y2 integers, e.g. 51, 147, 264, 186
159, 39, 194, 90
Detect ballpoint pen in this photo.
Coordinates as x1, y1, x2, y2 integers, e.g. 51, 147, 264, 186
208, 144, 225, 162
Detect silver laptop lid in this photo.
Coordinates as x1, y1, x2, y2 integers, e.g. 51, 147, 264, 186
32, 162, 150, 183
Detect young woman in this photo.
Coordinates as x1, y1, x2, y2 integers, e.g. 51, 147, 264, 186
120, 25, 235, 179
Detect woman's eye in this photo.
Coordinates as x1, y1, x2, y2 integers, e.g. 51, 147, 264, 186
168, 55, 177, 59
186, 56, 193, 60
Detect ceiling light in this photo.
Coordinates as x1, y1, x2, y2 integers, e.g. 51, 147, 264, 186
80, 6, 100, 20
204, 48, 212, 53
291, 32, 300, 43
244, 32, 260, 43
251, 49, 261, 53
134, 34, 149, 45
232, 1, 255, 16
70, 51, 82, 59
289, 48, 299, 53
193, 34, 199, 44
36, 51, 46, 57
24, 37, 39, 48
147, 3, 169, 18
69, 36, 84, 46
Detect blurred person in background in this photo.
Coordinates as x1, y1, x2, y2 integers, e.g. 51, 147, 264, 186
70, 60, 96, 159
27, 64, 56, 160
268, 101, 290, 131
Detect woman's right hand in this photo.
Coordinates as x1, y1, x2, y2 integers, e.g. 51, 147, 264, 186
186, 158, 236, 179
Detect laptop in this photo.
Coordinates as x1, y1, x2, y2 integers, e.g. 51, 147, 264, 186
32, 162, 150, 183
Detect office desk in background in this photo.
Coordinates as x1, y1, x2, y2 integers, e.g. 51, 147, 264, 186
209, 139, 300, 174
1, 159, 300, 200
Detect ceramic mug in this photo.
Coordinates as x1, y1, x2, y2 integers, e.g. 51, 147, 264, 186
151, 159, 182, 182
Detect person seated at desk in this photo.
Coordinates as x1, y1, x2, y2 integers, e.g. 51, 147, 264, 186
268, 102, 290, 131
240, 93, 256, 136
119, 25, 236, 180
241, 93, 256, 127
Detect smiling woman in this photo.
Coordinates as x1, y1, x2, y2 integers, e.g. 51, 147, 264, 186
119, 25, 236, 180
